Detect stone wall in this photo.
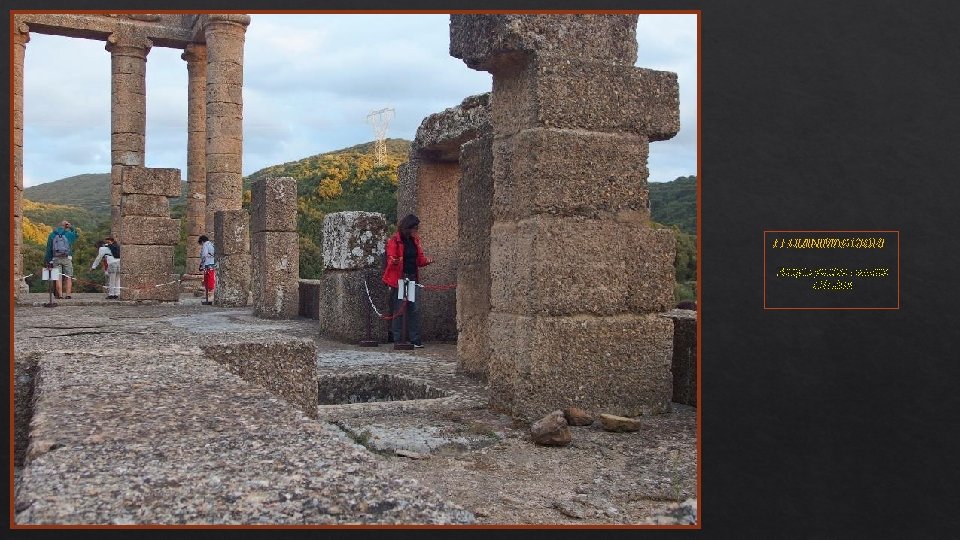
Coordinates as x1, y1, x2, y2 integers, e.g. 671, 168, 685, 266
117, 167, 182, 302
318, 212, 390, 343
451, 14, 680, 421
200, 338, 318, 419
665, 309, 697, 407
298, 279, 323, 319
457, 132, 494, 376
400, 93, 492, 343
250, 177, 299, 319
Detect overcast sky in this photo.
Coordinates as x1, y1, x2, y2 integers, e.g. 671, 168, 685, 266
21, 14, 697, 187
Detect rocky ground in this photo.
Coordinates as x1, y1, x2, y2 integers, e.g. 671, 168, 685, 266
13, 293, 697, 526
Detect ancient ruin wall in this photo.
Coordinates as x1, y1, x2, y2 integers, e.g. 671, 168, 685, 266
400, 93, 492, 343
451, 14, 680, 421
117, 167, 182, 302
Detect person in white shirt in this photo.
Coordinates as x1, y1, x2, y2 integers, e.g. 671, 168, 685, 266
198, 235, 215, 270
91, 239, 121, 299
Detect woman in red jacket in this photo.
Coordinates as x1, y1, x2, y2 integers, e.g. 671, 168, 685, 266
382, 214, 433, 347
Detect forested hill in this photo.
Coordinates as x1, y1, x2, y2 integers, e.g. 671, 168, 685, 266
24, 173, 113, 215
24, 173, 187, 216
650, 175, 697, 235
245, 138, 411, 189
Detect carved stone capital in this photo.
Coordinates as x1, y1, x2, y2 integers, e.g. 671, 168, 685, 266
14, 22, 30, 45
105, 32, 153, 57
181, 43, 207, 63
207, 14, 252, 27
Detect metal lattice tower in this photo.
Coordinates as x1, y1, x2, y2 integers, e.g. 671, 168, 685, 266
366, 107, 395, 166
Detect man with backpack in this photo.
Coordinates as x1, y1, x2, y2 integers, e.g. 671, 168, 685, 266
45, 220, 79, 299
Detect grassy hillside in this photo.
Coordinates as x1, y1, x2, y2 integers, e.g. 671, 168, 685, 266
24, 172, 187, 216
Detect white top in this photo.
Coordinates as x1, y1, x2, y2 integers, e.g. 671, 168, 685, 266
200, 240, 216, 267
91, 246, 119, 270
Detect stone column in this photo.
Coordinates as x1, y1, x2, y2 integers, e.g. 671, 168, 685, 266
213, 209, 251, 307
106, 31, 152, 239
451, 15, 681, 421
203, 14, 250, 236
182, 43, 207, 276
250, 177, 299, 319
117, 167, 182, 302
13, 23, 29, 298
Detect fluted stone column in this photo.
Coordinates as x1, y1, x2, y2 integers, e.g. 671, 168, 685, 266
13, 23, 30, 298
107, 31, 152, 239
451, 15, 681, 421
203, 14, 250, 236
182, 43, 207, 275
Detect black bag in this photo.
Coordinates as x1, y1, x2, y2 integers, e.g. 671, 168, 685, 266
108, 242, 120, 259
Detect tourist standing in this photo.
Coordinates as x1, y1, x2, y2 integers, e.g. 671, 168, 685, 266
91, 239, 121, 299
198, 235, 216, 299
382, 214, 433, 347
45, 220, 79, 299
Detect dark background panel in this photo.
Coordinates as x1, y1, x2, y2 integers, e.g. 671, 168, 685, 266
703, 0, 960, 537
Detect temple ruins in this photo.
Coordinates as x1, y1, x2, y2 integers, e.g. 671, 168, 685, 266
12, 13, 687, 422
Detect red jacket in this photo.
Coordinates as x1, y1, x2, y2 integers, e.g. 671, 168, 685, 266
382, 231, 431, 288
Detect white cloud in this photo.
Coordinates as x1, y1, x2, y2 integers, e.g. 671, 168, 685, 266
22, 14, 696, 186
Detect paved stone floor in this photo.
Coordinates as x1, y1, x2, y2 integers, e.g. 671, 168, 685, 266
13, 294, 698, 526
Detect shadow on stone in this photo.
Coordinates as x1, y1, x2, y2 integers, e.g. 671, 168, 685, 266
318, 373, 446, 404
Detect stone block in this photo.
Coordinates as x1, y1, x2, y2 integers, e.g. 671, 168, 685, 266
117, 273, 180, 302
116, 244, 175, 274
396, 160, 418, 220
251, 176, 297, 233
120, 194, 170, 217
117, 216, 180, 246
205, 152, 243, 174
450, 14, 638, 71
412, 93, 491, 161
214, 209, 249, 256
317, 269, 390, 344
321, 211, 388, 270
120, 166, 182, 197
206, 136, 243, 156
491, 58, 680, 139
457, 264, 491, 377
214, 252, 250, 307
665, 309, 697, 407
251, 231, 300, 319
492, 129, 650, 221
200, 338, 318, 419
298, 279, 323, 319
489, 217, 675, 317
112, 111, 146, 135
487, 312, 674, 421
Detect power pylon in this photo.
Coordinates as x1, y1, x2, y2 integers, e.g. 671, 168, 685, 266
366, 107, 395, 167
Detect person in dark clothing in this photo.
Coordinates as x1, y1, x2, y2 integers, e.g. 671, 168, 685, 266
382, 214, 433, 347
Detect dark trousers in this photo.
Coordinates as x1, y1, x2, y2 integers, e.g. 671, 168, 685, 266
391, 273, 420, 344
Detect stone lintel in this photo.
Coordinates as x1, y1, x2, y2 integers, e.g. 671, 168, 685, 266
17, 13, 197, 49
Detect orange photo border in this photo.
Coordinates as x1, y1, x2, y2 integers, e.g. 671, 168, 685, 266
8, 9, 703, 530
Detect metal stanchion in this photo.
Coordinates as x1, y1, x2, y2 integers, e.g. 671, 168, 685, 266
359, 280, 379, 347
43, 263, 57, 308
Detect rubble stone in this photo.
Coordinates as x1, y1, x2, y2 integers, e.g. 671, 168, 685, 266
530, 410, 572, 446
